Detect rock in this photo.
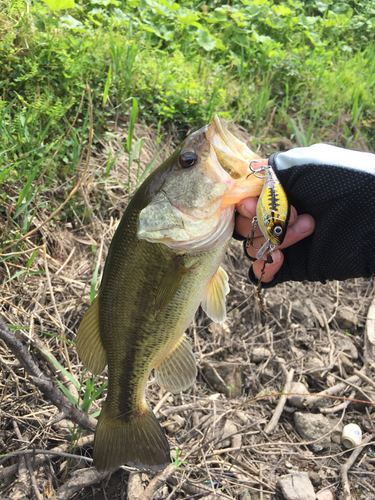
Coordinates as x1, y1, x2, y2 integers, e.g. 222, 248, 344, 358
241, 493, 271, 500
277, 472, 315, 500
316, 491, 334, 500
291, 300, 314, 325
328, 416, 343, 444
127, 473, 145, 500
153, 486, 168, 499
288, 382, 310, 408
304, 356, 326, 380
294, 412, 331, 451
251, 347, 271, 362
308, 471, 321, 487
335, 307, 358, 332
336, 336, 358, 359
208, 418, 239, 449
165, 414, 185, 433
202, 362, 242, 398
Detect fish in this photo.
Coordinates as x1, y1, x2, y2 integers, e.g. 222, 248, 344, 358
76, 115, 264, 472
255, 165, 290, 259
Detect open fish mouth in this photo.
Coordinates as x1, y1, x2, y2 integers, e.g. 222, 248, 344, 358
206, 115, 260, 180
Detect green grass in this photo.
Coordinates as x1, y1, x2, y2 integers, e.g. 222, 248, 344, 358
1, 0, 375, 250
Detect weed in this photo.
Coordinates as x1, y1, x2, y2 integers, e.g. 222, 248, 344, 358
171, 447, 187, 469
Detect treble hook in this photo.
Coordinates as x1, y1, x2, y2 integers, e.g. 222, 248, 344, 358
247, 160, 268, 179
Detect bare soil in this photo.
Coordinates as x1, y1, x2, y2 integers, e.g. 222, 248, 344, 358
0, 120, 374, 500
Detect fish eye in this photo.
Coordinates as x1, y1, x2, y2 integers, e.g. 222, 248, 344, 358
273, 225, 283, 236
179, 151, 198, 169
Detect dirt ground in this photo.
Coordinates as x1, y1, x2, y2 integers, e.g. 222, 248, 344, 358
0, 120, 374, 500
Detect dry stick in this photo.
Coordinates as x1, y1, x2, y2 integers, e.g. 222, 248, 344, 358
303, 373, 361, 407
340, 433, 375, 500
55, 247, 75, 275
56, 468, 110, 499
330, 372, 374, 404
12, 421, 44, 500
2, 448, 94, 463
167, 475, 230, 499
0, 435, 94, 483
153, 391, 172, 417
0, 317, 97, 432
353, 369, 375, 391
264, 367, 294, 434
33, 335, 79, 402
0, 83, 93, 255
365, 296, 375, 367
42, 243, 71, 365
139, 464, 176, 500
9, 428, 29, 499
320, 389, 356, 414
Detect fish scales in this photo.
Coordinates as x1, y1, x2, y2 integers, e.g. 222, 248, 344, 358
76, 116, 264, 472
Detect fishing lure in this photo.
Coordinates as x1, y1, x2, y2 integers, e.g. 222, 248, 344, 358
245, 161, 290, 314
248, 162, 290, 259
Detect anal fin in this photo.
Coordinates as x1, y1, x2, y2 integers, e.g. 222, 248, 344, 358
76, 293, 107, 374
201, 266, 229, 324
154, 334, 197, 393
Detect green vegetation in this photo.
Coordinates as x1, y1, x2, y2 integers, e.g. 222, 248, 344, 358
1, 0, 375, 246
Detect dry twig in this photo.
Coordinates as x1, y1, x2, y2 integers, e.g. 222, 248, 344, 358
139, 464, 176, 500
12, 420, 43, 500
264, 365, 294, 434
340, 433, 375, 500
0, 317, 96, 432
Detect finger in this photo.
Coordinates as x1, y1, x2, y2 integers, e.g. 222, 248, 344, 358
278, 214, 315, 251
253, 214, 315, 283
241, 206, 299, 259
253, 249, 284, 283
236, 198, 258, 219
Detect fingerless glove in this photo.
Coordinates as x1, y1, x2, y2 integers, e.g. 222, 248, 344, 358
247, 144, 375, 287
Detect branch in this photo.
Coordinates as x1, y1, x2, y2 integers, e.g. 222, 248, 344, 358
264, 365, 294, 434
340, 433, 375, 500
0, 317, 97, 432
139, 464, 176, 500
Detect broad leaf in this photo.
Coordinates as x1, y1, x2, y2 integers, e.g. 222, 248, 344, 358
43, 0, 75, 10
196, 29, 216, 51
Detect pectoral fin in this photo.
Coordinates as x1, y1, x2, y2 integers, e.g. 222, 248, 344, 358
76, 293, 107, 374
201, 267, 230, 324
155, 256, 191, 318
154, 334, 197, 393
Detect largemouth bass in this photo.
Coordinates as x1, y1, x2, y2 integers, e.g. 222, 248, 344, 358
76, 116, 263, 472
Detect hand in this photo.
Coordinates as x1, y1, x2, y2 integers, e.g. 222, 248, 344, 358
235, 197, 315, 283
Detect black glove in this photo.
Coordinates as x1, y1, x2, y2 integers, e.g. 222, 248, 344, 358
247, 144, 375, 287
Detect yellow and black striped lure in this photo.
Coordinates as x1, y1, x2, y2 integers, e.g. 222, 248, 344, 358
254, 165, 290, 259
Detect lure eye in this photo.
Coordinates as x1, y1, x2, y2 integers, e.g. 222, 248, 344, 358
179, 151, 198, 169
273, 225, 283, 237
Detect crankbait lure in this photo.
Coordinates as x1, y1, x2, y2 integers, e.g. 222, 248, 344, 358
245, 161, 290, 314
249, 162, 290, 259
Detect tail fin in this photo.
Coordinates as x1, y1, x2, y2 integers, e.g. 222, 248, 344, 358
93, 401, 170, 472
